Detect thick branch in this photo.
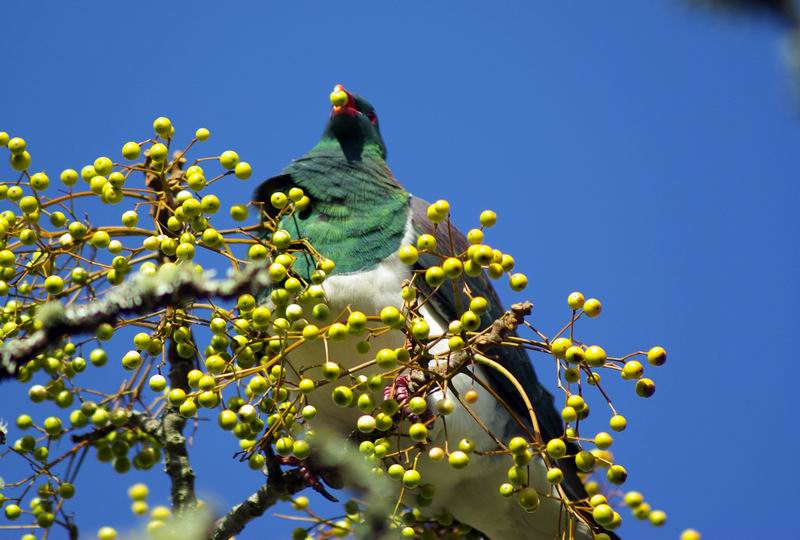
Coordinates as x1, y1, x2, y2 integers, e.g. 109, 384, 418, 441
0, 262, 270, 380
67, 400, 197, 514
163, 408, 196, 513
208, 464, 306, 540
164, 337, 197, 514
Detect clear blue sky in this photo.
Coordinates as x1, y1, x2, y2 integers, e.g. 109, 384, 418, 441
1, 2, 799, 539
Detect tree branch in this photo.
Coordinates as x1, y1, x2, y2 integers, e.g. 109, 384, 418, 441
208, 461, 306, 540
0, 262, 271, 381
164, 338, 197, 514
474, 301, 533, 347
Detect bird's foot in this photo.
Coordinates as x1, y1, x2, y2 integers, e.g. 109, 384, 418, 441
275, 455, 340, 502
384, 374, 432, 423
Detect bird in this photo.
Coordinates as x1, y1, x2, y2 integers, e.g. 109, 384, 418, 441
254, 85, 612, 540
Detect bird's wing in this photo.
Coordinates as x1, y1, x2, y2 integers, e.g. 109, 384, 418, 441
408, 196, 593, 505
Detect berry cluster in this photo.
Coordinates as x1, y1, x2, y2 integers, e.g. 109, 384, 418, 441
0, 122, 697, 540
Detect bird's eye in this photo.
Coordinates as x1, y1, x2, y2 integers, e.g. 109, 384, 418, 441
367, 111, 377, 124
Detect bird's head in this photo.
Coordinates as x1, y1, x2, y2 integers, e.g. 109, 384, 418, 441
322, 84, 387, 161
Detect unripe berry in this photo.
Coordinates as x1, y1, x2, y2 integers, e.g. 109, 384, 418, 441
292, 439, 311, 460
509, 273, 528, 291
44, 275, 64, 294
59, 482, 76, 498
150, 143, 168, 162
153, 116, 172, 135
403, 469, 422, 489
607, 464, 627, 484
435, 398, 455, 415
550, 337, 572, 359
398, 245, 419, 265
30, 172, 49, 191
448, 450, 469, 469
428, 447, 445, 461
16, 414, 33, 429
479, 209, 497, 227
647, 346, 667, 366
592, 504, 614, 526
218, 410, 237, 430
518, 487, 539, 512
427, 200, 449, 223
425, 266, 445, 287
168, 388, 186, 406
149, 374, 167, 392
357, 415, 376, 433
10, 151, 31, 171
466, 228, 484, 244
411, 318, 430, 340
332, 386, 354, 408
120, 210, 139, 227
179, 399, 197, 418
624, 491, 644, 507
649, 510, 666, 526
409, 422, 428, 442
546, 438, 567, 459
547, 467, 564, 484
19, 195, 38, 214
122, 350, 143, 370
379, 305, 403, 327
633, 502, 652, 520
584, 345, 607, 368
609, 354, 631, 374
443, 258, 463, 279
8, 137, 26, 155
583, 298, 602, 317
416, 234, 436, 251
498, 483, 515, 497
230, 204, 248, 221
43, 416, 62, 435
122, 142, 141, 160
269, 192, 288, 210
595, 432, 613, 449
93, 156, 113, 175
234, 161, 252, 179
609, 414, 627, 432
567, 291, 585, 309
219, 150, 240, 169
575, 451, 596, 472
248, 453, 266, 470
61, 169, 78, 186
635, 378, 656, 398
565, 346, 584, 364
375, 348, 398, 369
128, 483, 149, 501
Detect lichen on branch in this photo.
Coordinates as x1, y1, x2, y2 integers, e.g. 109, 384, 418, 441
0, 262, 270, 380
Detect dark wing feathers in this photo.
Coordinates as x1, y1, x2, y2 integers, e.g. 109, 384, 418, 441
408, 196, 593, 506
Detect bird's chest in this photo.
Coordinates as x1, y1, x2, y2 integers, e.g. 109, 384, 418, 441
322, 252, 410, 317
285, 250, 414, 428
